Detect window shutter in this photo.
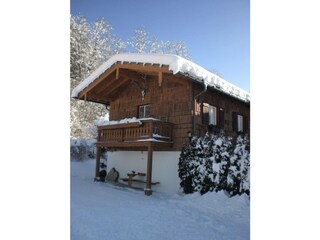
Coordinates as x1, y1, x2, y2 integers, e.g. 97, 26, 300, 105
219, 108, 224, 129
232, 112, 238, 132
244, 116, 249, 133
203, 113, 209, 125
202, 103, 209, 125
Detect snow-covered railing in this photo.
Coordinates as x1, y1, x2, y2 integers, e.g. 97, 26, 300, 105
97, 118, 173, 143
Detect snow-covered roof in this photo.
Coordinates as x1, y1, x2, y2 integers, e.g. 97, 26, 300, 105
71, 53, 250, 102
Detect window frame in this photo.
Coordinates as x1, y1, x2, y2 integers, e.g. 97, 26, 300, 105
202, 103, 218, 126
233, 112, 247, 133
138, 104, 150, 118
202, 103, 227, 128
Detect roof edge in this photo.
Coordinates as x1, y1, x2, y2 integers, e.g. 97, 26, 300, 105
71, 53, 250, 102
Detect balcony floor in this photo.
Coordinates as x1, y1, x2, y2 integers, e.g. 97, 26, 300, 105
97, 139, 173, 151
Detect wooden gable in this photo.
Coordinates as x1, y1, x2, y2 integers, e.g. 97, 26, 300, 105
74, 62, 173, 105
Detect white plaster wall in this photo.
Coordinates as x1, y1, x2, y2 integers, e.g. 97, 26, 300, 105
107, 151, 181, 194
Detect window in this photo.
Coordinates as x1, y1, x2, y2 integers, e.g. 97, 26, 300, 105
233, 112, 248, 133
202, 103, 217, 126
138, 105, 150, 118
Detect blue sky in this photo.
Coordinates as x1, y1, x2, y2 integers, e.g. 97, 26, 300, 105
71, 0, 250, 92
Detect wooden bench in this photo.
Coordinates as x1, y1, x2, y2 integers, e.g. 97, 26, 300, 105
121, 178, 160, 186
120, 171, 159, 187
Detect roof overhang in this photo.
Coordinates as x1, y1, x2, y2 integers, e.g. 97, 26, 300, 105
71, 53, 250, 104
72, 62, 172, 105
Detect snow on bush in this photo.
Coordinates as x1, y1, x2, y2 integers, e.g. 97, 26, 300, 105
70, 138, 97, 161
229, 135, 250, 195
178, 133, 250, 197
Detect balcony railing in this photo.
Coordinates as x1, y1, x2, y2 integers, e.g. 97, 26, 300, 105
97, 118, 174, 144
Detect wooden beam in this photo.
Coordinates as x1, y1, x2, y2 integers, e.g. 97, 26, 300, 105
158, 72, 163, 87
120, 68, 146, 80
90, 72, 119, 96
88, 69, 142, 97
116, 67, 119, 80
103, 76, 131, 97
92, 75, 122, 96
85, 92, 113, 104
118, 63, 171, 74
78, 64, 118, 99
145, 143, 154, 196
96, 141, 173, 151
98, 122, 140, 130
78, 63, 171, 99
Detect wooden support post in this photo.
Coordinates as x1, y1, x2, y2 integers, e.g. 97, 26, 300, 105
95, 146, 101, 179
145, 143, 153, 196
149, 120, 154, 138
158, 72, 163, 87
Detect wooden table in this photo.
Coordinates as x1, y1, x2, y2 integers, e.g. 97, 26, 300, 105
127, 172, 146, 187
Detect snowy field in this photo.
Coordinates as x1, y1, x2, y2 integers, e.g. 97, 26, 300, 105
71, 159, 250, 240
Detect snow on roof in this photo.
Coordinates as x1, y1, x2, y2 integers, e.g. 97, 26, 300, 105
71, 53, 250, 102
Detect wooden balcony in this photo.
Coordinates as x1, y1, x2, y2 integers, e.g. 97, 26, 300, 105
97, 118, 174, 150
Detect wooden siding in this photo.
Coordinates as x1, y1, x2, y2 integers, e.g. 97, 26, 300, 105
192, 83, 250, 138
109, 73, 194, 150
76, 62, 250, 151
105, 72, 249, 150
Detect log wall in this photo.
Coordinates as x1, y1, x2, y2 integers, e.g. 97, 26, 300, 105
109, 73, 250, 150
192, 83, 250, 138
109, 74, 193, 150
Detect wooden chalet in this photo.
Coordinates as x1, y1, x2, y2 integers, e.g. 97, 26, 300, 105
72, 53, 250, 195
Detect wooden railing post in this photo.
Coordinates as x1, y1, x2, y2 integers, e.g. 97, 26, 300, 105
121, 128, 124, 142
149, 120, 153, 139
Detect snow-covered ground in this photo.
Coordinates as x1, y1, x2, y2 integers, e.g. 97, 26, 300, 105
71, 159, 250, 240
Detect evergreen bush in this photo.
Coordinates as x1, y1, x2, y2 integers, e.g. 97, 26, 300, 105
178, 133, 250, 197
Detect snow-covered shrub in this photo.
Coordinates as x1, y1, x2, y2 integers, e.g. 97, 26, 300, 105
212, 134, 233, 192
179, 135, 216, 194
70, 138, 97, 161
192, 136, 216, 194
178, 137, 198, 194
178, 133, 250, 197
228, 134, 250, 196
